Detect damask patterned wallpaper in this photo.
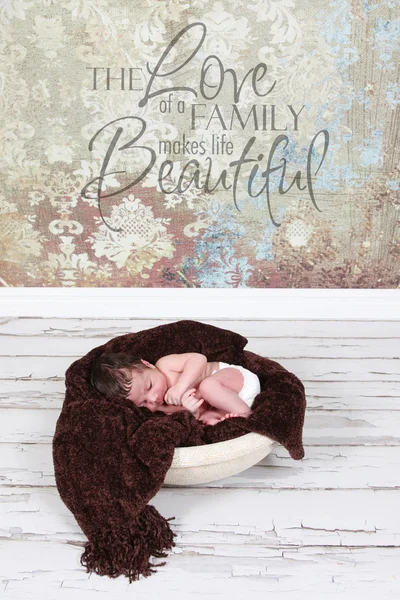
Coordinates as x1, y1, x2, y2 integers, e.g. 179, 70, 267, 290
1, 0, 399, 288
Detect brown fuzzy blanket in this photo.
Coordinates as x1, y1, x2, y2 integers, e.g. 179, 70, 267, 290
52, 320, 306, 582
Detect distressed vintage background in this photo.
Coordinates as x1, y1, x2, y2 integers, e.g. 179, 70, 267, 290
0, 0, 399, 288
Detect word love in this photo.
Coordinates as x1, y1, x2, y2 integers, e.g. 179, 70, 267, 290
137, 21, 277, 106
80, 116, 329, 232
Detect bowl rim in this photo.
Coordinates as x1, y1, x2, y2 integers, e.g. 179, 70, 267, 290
173, 432, 274, 467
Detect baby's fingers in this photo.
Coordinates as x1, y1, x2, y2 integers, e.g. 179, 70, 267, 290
182, 396, 204, 413
186, 397, 203, 409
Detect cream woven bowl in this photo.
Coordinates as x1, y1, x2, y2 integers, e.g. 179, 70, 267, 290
163, 432, 275, 486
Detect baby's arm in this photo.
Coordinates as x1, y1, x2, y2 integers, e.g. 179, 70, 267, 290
155, 403, 188, 415
157, 353, 207, 396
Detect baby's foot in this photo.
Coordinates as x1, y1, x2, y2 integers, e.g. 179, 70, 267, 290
198, 409, 224, 426
219, 411, 252, 421
219, 412, 240, 421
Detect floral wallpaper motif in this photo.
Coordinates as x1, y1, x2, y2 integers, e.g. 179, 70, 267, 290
0, 0, 399, 287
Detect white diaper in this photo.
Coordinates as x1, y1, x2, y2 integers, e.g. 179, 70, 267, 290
211, 361, 261, 408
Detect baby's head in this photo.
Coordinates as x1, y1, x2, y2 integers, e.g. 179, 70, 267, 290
90, 352, 167, 411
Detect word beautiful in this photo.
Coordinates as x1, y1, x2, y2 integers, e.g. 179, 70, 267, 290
81, 115, 329, 231
81, 22, 330, 232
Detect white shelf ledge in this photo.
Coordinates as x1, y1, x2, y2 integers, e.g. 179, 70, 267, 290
0, 288, 398, 319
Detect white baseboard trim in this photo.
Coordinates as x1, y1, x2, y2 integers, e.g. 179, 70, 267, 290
0, 289, 399, 319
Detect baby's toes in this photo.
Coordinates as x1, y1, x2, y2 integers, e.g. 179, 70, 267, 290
221, 412, 238, 421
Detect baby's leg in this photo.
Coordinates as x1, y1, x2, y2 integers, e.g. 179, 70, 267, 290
198, 369, 252, 415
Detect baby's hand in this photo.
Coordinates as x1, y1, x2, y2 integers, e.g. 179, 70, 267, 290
164, 383, 187, 405
181, 389, 204, 415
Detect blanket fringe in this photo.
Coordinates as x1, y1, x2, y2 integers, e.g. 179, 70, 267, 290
80, 505, 177, 583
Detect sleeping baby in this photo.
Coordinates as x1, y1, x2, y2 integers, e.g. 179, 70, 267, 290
90, 352, 261, 426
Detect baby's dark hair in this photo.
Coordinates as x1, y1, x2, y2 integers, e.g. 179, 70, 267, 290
90, 352, 149, 399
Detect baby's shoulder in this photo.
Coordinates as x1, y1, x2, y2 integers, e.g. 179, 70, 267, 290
155, 354, 175, 373
155, 353, 184, 369
156, 353, 208, 374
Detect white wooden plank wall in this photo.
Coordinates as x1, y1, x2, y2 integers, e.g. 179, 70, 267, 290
0, 318, 399, 599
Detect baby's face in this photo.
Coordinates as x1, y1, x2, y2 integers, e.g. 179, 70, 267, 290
126, 361, 168, 411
